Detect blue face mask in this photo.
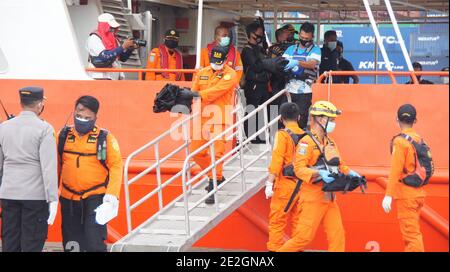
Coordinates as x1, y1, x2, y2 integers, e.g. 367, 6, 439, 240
219, 37, 230, 47
326, 121, 336, 133
74, 117, 96, 135
327, 41, 337, 51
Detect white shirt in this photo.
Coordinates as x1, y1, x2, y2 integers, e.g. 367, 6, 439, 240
86, 35, 124, 80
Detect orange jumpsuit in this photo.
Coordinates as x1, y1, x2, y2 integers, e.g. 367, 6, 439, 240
200, 45, 243, 81
267, 122, 305, 251
386, 128, 426, 252
146, 46, 185, 81
58, 126, 123, 200
190, 65, 237, 180
277, 130, 349, 252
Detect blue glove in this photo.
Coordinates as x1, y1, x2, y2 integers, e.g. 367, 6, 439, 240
349, 170, 361, 178
318, 170, 335, 183
284, 59, 298, 71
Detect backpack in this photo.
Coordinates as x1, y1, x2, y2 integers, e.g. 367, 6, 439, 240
279, 128, 307, 212
391, 133, 434, 187
58, 126, 109, 171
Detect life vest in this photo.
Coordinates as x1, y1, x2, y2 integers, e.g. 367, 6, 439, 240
207, 42, 237, 68
306, 130, 367, 196
159, 44, 184, 81
390, 133, 434, 187
58, 126, 109, 199
88, 31, 120, 68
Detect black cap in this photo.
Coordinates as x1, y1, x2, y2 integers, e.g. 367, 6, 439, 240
281, 24, 298, 34
75, 95, 100, 114
397, 104, 417, 123
165, 29, 180, 39
19, 86, 45, 102
210, 46, 227, 65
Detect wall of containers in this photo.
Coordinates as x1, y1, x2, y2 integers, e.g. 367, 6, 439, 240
266, 22, 449, 84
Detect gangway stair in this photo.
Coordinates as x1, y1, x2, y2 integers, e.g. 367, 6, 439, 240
111, 89, 287, 251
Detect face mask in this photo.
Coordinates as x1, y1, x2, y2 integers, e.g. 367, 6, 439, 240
219, 37, 230, 47
254, 34, 264, 44
37, 102, 45, 116
211, 63, 224, 71
299, 38, 312, 47
165, 39, 178, 49
326, 121, 336, 133
441, 76, 449, 84
327, 41, 337, 51
74, 117, 96, 135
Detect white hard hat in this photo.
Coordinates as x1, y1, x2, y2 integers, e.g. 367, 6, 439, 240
98, 13, 120, 28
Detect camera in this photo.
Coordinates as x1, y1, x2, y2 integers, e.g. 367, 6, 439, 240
132, 38, 147, 47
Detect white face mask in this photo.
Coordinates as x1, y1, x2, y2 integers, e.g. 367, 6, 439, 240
211, 63, 224, 71
441, 76, 449, 84
326, 121, 336, 133
219, 37, 230, 47
327, 41, 337, 51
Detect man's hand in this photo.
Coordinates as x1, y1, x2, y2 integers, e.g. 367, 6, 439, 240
284, 59, 298, 71
382, 195, 392, 213
47, 201, 58, 225
103, 194, 119, 209
265, 180, 274, 199
122, 38, 135, 50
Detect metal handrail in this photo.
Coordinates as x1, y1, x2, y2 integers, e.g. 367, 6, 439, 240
123, 88, 243, 233
123, 112, 197, 233
180, 88, 291, 236
85, 68, 198, 80
317, 70, 449, 84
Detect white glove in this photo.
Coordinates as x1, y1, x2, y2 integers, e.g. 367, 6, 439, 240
265, 181, 274, 199
103, 194, 119, 209
382, 195, 392, 213
47, 201, 58, 225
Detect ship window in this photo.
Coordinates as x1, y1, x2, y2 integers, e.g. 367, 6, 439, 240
0, 47, 8, 73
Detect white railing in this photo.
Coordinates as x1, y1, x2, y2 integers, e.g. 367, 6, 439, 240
123, 88, 244, 233
179, 89, 291, 236
123, 87, 290, 236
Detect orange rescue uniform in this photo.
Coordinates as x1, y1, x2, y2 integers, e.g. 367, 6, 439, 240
58, 126, 123, 201
146, 46, 185, 81
277, 131, 349, 252
200, 45, 243, 81
267, 122, 305, 251
386, 128, 426, 252
190, 65, 237, 179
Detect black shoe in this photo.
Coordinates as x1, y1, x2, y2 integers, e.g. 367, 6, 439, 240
204, 177, 225, 191
205, 193, 215, 205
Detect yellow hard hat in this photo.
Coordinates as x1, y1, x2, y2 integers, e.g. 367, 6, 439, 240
309, 100, 342, 118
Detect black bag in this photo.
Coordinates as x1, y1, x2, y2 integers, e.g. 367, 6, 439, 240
393, 133, 434, 187
172, 88, 194, 114
153, 84, 180, 113
321, 173, 367, 194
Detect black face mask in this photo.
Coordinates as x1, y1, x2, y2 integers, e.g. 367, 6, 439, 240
299, 38, 313, 47
165, 39, 178, 49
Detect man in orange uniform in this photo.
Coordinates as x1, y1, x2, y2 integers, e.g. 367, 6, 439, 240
58, 96, 123, 252
277, 101, 361, 252
382, 104, 426, 252
200, 25, 243, 81
265, 103, 305, 252
146, 29, 185, 81
191, 46, 238, 204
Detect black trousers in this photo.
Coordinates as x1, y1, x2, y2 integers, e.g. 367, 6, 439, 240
280, 92, 313, 129
1, 199, 49, 252
61, 195, 107, 252
244, 82, 270, 142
